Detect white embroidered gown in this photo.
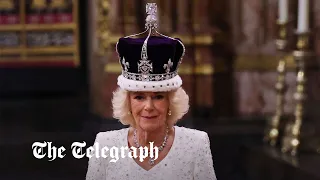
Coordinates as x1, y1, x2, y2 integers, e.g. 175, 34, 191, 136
85, 126, 217, 180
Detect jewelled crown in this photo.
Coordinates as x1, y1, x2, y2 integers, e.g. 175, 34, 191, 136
115, 3, 185, 92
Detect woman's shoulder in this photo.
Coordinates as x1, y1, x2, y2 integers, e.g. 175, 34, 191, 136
175, 126, 209, 141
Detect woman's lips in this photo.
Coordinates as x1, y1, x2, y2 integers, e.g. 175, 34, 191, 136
141, 116, 157, 119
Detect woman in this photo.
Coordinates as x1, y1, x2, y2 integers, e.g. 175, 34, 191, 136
86, 6, 216, 179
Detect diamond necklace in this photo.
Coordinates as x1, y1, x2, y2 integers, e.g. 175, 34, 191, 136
133, 126, 169, 165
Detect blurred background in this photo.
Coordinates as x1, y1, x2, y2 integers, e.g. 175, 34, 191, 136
1, 0, 320, 179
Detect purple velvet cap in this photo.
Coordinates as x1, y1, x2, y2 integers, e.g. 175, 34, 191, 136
115, 36, 185, 92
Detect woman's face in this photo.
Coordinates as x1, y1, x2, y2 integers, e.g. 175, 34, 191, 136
129, 91, 169, 131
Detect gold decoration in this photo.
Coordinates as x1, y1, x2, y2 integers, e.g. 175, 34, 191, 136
104, 33, 215, 46
96, 0, 110, 56
194, 35, 214, 45
104, 63, 214, 75
235, 55, 295, 70
282, 68, 305, 156
31, 0, 47, 9
170, 34, 193, 45
49, 0, 67, 9
281, 32, 312, 156
264, 58, 287, 146
0, 0, 14, 10
279, 27, 286, 39
276, 21, 288, 39
296, 34, 309, 50
264, 21, 289, 146
193, 64, 214, 75
168, 34, 214, 45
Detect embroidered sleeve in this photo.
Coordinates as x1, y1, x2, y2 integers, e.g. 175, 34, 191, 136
85, 133, 106, 180
194, 132, 217, 180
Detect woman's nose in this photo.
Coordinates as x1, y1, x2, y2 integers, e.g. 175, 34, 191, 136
144, 98, 155, 111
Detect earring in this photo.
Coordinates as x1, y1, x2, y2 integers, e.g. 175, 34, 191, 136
128, 111, 131, 115
168, 110, 172, 116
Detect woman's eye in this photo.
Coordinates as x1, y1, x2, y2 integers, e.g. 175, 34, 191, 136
154, 95, 164, 99
134, 95, 144, 100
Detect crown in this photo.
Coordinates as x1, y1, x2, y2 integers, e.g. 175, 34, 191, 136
115, 3, 185, 92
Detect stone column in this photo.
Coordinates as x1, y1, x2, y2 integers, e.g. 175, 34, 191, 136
88, 0, 107, 116
88, 0, 125, 118
191, 0, 214, 118
174, 0, 194, 119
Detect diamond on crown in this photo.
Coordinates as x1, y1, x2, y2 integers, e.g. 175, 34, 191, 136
137, 59, 153, 77
122, 71, 177, 82
145, 3, 158, 29
146, 3, 157, 15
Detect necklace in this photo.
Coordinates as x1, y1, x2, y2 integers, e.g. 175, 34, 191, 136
133, 127, 169, 165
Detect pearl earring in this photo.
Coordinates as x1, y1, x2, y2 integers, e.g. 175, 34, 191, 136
128, 111, 131, 115
168, 110, 172, 116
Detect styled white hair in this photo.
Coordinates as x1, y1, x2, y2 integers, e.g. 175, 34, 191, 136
111, 87, 189, 127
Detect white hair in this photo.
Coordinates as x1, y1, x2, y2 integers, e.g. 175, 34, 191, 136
111, 87, 189, 127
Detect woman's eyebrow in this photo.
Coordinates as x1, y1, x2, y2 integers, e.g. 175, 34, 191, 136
155, 92, 166, 95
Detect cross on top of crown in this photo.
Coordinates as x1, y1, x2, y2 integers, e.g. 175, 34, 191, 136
146, 3, 157, 15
